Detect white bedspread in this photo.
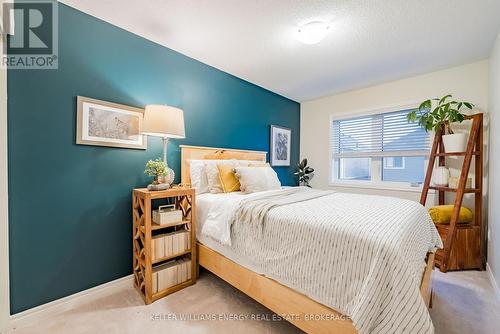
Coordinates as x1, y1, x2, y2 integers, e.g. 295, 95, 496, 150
197, 188, 442, 334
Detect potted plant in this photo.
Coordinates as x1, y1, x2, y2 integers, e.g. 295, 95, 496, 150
407, 94, 474, 152
144, 158, 169, 191
295, 158, 314, 187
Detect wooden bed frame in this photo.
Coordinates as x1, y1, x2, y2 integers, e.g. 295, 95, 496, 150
180, 144, 435, 334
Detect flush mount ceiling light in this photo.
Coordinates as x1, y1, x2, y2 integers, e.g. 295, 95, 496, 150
296, 21, 330, 45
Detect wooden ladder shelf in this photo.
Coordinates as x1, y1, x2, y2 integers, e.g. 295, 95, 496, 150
420, 113, 484, 272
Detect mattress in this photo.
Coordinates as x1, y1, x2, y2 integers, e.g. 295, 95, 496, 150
196, 188, 442, 334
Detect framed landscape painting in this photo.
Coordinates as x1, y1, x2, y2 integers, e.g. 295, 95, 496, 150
270, 125, 291, 166
76, 96, 147, 149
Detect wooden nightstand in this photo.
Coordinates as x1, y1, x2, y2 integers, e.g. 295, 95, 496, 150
132, 187, 196, 304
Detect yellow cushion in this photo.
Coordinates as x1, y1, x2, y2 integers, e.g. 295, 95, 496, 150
248, 162, 270, 167
428, 205, 473, 225
217, 164, 240, 193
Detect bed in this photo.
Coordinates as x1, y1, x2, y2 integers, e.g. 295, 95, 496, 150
180, 145, 441, 334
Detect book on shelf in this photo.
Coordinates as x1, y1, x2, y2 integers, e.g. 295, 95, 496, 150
186, 259, 192, 280
153, 257, 192, 293
172, 232, 179, 254
177, 232, 185, 253
152, 267, 158, 293
176, 258, 184, 283
153, 229, 190, 261
152, 235, 165, 260
157, 260, 178, 291
165, 234, 173, 257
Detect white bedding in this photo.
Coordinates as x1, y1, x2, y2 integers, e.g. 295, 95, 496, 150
197, 188, 442, 334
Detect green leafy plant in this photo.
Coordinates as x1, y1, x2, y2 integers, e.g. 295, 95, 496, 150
407, 94, 474, 134
294, 158, 314, 187
144, 159, 167, 185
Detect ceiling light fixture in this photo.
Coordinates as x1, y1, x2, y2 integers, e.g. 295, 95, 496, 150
296, 21, 330, 45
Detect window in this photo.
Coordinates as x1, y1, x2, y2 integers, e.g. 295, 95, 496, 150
384, 157, 405, 169
331, 108, 430, 188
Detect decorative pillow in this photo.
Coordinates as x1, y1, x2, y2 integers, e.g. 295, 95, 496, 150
428, 205, 473, 225
205, 160, 247, 194
217, 164, 241, 193
234, 166, 281, 193
248, 162, 270, 167
189, 160, 209, 194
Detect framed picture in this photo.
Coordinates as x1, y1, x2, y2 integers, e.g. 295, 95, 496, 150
76, 96, 147, 149
270, 125, 291, 166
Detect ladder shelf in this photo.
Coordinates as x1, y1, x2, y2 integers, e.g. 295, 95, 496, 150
420, 113, 484, 272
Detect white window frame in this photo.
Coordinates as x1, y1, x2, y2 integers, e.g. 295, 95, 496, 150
329, 103, 430, 192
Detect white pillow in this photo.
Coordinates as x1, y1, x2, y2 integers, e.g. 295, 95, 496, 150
205, 159, 250, 194
234, 166, 281, 193
189, 160, 210, 194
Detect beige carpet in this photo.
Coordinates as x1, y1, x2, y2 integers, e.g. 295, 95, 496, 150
5, 269, 500, 334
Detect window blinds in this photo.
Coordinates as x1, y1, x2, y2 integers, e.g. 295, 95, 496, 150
331, 109, 430, 158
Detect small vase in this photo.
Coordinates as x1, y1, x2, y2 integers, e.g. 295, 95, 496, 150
158, 167, 175, 186
433, 167, 449, 187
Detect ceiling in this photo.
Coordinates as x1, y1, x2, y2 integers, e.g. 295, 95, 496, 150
60, 0, 500, 102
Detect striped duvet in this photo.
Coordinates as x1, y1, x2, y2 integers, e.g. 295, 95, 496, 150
198, 188, 442, 334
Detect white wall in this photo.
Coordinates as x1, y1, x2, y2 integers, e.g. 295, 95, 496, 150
488, 32, 500, 289
0, 34, 10, 329
301, 60, 489, 205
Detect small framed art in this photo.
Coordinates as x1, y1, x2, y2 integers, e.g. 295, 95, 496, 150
270, 125, 291, 166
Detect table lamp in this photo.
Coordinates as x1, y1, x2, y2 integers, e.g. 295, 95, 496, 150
142, 105, 185, 188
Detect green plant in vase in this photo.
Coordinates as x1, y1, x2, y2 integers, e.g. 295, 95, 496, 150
295, 158, 314, 187
144, 158, 169, 191
407, 94, 474, 152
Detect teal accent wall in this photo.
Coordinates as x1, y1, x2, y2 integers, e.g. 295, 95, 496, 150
7, 4, 300, 313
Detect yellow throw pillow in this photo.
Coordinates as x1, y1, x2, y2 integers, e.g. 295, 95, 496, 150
217, 164, 240, 193
248, 162, 270, 167
428, 205, 473, 225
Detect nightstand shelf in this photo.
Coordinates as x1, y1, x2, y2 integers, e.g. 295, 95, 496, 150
152, 250, 192, 265
132, 187, 196, 304
152, 280, 194, 300
140, 219, 191, 232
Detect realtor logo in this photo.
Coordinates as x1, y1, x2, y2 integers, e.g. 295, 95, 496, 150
1, 0, 58, 69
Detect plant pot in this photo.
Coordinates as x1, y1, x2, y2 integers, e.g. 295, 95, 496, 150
147, 183, 169, 191
442, 133, 467, 153
433, 166, 449, 187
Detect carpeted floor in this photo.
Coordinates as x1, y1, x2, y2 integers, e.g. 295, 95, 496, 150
5, 269, 500, 334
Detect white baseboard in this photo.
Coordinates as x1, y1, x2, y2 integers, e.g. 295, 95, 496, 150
1, 275, 133, 332
486, 263, 500, 301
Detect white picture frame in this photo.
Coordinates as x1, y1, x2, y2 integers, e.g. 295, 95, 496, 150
270, 125, 291, 166
76, 96, 147, 150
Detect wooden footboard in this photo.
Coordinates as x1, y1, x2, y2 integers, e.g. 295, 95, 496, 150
420, 252, 435, 308
198, 242, 436, 334
198, 243, 356, 334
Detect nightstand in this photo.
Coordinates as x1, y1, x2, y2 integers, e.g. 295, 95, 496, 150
132, 187, 196, 304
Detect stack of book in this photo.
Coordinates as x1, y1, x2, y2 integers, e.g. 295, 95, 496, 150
152, 230, 191, 261
152, 258, 192, 293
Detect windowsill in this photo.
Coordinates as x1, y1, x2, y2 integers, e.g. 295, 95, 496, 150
328, 181, 435, 193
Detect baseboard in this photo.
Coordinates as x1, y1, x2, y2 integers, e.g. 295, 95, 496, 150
486, 263, 500, 301
2, 275, 133, 332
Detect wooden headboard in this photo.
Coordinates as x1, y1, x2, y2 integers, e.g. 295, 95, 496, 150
180, 145, 267, 185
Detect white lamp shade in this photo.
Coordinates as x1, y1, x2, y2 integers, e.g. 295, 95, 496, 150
142, 105, 185, 138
